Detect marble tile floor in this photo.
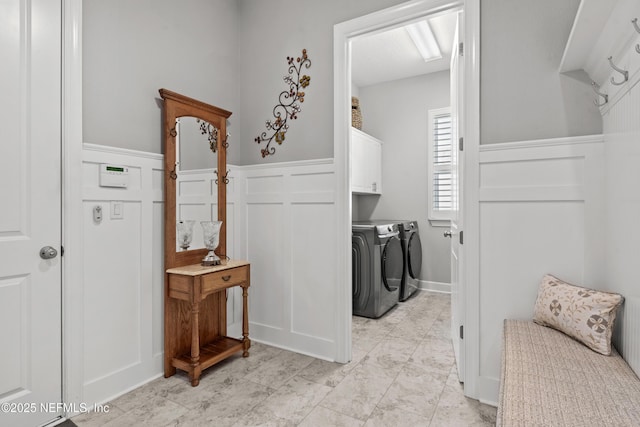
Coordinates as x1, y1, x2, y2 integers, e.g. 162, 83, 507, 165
73, 291, 497, 427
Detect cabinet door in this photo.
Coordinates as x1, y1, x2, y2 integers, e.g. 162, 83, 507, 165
351, 130, 365, 192
351, 129, 382, 194
369, 138, 382, 194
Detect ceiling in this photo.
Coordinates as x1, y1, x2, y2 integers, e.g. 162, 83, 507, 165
351, 11, 458, 88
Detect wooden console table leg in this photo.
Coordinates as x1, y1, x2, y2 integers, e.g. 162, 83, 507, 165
190, 279, 202, 387
164, 273, 176, 378
242, 284, 251, 357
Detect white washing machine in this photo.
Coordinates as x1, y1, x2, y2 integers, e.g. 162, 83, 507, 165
352, 221, 402, 318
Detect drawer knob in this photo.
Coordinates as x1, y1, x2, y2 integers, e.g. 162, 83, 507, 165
222, 275, 231, 281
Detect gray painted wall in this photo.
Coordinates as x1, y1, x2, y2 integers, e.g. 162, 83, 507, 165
83, 1, 603, 159
355, 71, 451, 284
83, 0, 241, 162
480, 0, 602, 144
236, 0, 407, 165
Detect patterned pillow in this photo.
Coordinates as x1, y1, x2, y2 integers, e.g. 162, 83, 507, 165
532, 274, 624, 355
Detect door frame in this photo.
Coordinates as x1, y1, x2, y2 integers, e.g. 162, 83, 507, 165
62, 0, 85, 414
333, 0, 480, 398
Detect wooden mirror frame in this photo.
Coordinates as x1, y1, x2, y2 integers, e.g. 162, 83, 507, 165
159, 89, 232, 269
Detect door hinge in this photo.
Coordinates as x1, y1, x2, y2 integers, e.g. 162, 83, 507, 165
459, 325, 464, 339
459, 137, 464, 151
61, 246, 65, 257
459, 42, 464, 56
459, 231, 464, 245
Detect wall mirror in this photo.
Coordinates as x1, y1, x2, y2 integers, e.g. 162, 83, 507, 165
175, 116, 218, 252
159, 89, 232, 269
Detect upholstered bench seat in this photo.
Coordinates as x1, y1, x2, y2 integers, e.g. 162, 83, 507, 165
497, 319, 640, 427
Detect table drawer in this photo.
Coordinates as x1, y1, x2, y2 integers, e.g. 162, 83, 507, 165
201, 265, 249, 296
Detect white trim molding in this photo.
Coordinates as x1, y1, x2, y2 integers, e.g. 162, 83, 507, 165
479, 134, 605, 152
83, 143, 164, 161
239, 158, 333, 171
62, 0, 85, 415
461, 0, 481, 400
419, 280, 451, 293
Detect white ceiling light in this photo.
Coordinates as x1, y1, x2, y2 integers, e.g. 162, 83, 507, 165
405, 21, 442, 62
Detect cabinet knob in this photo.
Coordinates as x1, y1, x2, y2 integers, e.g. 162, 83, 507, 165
222, 275, 231, 281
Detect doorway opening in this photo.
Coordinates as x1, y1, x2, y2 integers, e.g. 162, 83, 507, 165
333, 0, 480, 398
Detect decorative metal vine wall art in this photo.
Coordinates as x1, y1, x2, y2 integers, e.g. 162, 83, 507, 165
255, 49, 311, 158
195, 119, 230, 154
197, 119, 219, 153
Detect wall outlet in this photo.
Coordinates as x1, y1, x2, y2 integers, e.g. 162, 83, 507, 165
111, 201, 124, 219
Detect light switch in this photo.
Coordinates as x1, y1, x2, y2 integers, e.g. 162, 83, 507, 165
111, 201, 124, 219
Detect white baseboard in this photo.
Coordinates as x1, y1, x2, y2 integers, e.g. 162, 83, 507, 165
419, 280, 451, 294
477, 376, 500, 408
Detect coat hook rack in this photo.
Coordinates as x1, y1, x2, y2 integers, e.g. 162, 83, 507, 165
591, 81, 608, 107
169, 162, 178, 180
214, 169, 230, 185
223, 132, 230, 150
633, 19, 640, 53
608, 56, 629, 86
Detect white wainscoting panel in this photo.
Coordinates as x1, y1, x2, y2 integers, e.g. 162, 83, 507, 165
80, 147, 335, 404
81, 144, 164, 405
152, 200, 164, 360
476, 135, 604, 405
247, 203, 286, 333
175, 167, 243, 336
614, 297, 640, 377
603, 57, 640, 377
243, 160, 336, 360
290, 203, 334, 339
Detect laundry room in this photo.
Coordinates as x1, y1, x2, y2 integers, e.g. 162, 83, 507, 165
350, 9, 458, 317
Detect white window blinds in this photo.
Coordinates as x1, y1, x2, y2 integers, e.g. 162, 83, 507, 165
428, 107, 452, 222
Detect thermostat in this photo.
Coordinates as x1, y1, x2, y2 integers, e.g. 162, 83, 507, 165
99, 164, 129, 188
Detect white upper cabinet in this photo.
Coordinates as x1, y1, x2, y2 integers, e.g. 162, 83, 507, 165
351, 128, 382, 195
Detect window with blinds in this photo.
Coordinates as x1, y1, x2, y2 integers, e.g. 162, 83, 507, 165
427, 107, 453, 222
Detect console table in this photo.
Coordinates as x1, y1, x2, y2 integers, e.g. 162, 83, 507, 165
164, 260, 250, 386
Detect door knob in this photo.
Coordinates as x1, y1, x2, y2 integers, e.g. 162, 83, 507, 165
443, 230, 453, 238
40, 246, 58, 260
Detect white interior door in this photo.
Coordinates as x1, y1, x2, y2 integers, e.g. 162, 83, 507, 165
449, 11, 465, 383
0, 0, 63, 426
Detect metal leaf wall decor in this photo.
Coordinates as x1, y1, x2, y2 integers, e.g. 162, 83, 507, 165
255, 49, 311, 158
196, 118, 218, 153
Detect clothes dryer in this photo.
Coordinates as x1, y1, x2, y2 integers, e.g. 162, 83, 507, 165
352, 221, 402, 318
398, 220, 422, 301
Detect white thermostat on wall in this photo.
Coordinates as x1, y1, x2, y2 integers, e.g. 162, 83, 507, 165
99, 164, 129, 188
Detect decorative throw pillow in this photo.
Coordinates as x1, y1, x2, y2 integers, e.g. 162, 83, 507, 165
532, 274, 624, 355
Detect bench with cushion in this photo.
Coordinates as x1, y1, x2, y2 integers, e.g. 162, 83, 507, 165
497, 275, 640, 426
